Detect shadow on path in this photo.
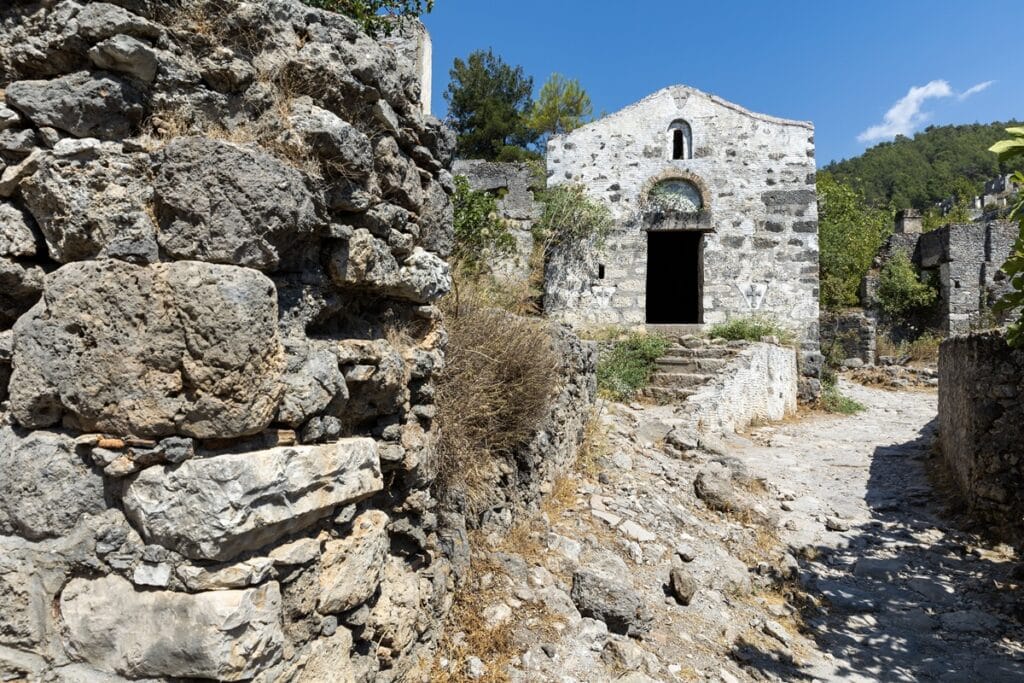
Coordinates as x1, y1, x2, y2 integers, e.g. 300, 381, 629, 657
755, 418, 1024, 681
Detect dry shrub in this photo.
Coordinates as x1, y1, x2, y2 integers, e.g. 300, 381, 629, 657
434, 280, 559, 512
575, 407, 608, 478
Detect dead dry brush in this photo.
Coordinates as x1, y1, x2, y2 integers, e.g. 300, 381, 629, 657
433, 278, 560, 515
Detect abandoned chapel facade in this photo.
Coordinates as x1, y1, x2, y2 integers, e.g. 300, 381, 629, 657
543, 85, 822, 389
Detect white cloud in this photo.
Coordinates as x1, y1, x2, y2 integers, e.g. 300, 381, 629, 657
857, 80, 952, 143
958, 80, 995, 101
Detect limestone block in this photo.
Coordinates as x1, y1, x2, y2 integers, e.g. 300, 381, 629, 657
21, 146, 157, 263
10, 259, 285, 438
0, 203, 38, 258
153, 137, 319, 271
122, 438, 382, 561
277, 337, 347, 427
76, 3, 162, 42
330, 230, 451, 304
5, 71, 145, 139
284, 97, 372, 181
59, 575, 284, 681
88, 35, 160, 83
256, 629, 355, 683
374, 136, 422, 211
0, 427, 107, 541
318, 510, 389, 614
364, 559, 432, 656
178, 558, 276, 591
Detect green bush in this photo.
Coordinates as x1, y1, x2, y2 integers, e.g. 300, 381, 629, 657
597, 333, 670, 401
876, 251, 937, 317
707, 315, 795, 345
452, 175, 515, 275
820, 380, 866, 415
300, 0, 432, 36
534, 184, 613, 257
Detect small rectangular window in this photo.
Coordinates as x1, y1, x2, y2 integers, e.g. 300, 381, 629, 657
672, 130, 684, 160
598, 264, 606, 279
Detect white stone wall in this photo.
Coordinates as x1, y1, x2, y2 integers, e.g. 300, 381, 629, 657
683, 342, 798, 436
544, 85, 821, 392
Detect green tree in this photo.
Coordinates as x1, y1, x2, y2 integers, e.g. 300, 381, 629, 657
990, 126, 1024, 346
817, 172, 892, 309
875, 251, 938, 317
301, 0, 432, 36
526, 73, 593, 142
444, 49, 536, 160
452, 175, 514, 274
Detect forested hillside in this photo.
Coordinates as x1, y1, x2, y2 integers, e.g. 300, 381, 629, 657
824, 122, 1024, 210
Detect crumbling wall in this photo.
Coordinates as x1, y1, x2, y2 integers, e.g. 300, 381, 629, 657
938, 332, 1024, 543
452, 159, 541, 283
0, 1, 458, 681
821, 310, 876, 366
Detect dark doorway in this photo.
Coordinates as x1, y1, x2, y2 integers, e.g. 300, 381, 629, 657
645, 231, 702, 324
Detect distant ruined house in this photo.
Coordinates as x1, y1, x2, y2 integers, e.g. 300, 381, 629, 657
542, 85, 822, 392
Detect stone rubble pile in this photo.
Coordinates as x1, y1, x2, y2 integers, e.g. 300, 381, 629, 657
0, 1, 463, 680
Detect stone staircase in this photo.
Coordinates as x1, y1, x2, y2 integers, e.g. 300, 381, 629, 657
641, 337, 739, 404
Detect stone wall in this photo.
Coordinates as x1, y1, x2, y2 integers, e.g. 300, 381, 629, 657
0, 2, 458, 681
938, 332, 1024, 543
681, 342, 798, 438
452, 159, 541, 283
821, 310, 876, 366
543, 85, 821, 396
918, 221, 1018, 335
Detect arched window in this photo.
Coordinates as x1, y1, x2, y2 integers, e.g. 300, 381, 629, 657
648, 179, 702, 213
669, 120, 692, 160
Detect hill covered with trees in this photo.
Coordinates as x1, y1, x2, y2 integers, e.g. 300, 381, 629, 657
824, 121, 1024, 210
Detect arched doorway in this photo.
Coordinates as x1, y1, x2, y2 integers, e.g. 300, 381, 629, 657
644, 178, 705, 324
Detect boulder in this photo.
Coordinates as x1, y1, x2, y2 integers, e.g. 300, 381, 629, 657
10, 260, 284, 438
121, 438, 382, 561
318, 510, 389, 614
0, 427, 107, 541
20, 145, 157, 263
5, 71, 145, 139
88, 34, 160, 83
570, 570, 653, 638
59, 575, 284, 681
153, 137, 319, 271
668, 567, 698, 606
0, 203, 38, 258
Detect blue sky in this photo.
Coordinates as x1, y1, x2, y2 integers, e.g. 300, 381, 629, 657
422, 1, 1021, 166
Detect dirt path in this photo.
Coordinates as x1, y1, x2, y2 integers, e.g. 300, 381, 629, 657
734, 381, 1024, 682
441, 381, 1024, 682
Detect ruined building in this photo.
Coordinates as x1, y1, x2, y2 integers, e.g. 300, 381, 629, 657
542, 85, 822, 393
863, 210, 1018, 337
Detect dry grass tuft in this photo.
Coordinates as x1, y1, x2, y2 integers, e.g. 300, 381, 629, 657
433, 279, 560, 515
575, 408, 609, 478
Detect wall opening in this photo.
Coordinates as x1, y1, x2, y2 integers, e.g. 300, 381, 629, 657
646, 231, 703, 324
669, 120, 692, 160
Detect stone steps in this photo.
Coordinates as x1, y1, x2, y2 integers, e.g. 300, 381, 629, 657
654, 357, 731, 373
640, 386, 698, 403
659, 346, 733, 360
649, 372, 713, 389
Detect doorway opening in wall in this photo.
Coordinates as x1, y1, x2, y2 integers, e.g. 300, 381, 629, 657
645, 231, 703, 324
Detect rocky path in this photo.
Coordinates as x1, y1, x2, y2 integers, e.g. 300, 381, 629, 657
441, 381, 1024, 682
735, 381, 1024, 682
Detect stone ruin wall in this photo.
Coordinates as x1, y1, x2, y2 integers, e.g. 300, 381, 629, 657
820, 310, 877, 367
0, 1, 463, 681
543, 86, 822, 397
451, 159, 541, 284
862, 219, 1018, 338
938, 332, 1024, 544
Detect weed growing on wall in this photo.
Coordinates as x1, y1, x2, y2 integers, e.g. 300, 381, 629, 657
707, 316, 795, 345
533, 184, 613, 257
300, 0, 432, 36
452, 175, 515, 276
596, 333, 670, 401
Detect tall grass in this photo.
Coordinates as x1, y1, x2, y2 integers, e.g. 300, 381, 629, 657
596, 333, 670, 401
707, 315, 795, 345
